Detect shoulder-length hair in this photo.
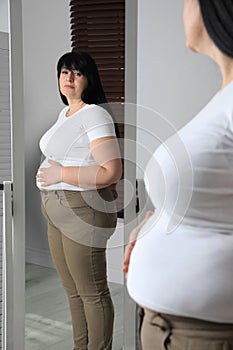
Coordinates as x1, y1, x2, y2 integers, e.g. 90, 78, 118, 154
57, 51, 120, 137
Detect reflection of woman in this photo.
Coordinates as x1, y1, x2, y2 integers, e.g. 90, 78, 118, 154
36, 51, 122, 350
124, 1, 233, 349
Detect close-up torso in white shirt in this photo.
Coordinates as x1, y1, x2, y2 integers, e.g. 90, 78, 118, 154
127, 80, 233, 323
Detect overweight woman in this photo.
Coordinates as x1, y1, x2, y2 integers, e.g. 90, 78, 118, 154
124, 0, 233, 349
36, 51, 122, 350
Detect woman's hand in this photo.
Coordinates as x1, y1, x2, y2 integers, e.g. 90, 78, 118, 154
37, 159, 63, 186
123, 211, 154, 275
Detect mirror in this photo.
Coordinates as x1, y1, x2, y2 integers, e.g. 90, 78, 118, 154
18, 1, 132, 350
5, 0, 222, 349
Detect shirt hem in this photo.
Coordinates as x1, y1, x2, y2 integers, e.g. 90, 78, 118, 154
127, 288, 233, 324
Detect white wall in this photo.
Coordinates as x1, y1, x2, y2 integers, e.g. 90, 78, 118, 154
22, 0, 71, 263
136, 0, 221, 179
0, 0, 9, 32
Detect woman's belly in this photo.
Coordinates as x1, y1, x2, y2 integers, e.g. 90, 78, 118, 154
127, 213, 233, 323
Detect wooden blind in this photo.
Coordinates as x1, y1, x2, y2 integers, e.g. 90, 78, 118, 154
70, 0, 125, 217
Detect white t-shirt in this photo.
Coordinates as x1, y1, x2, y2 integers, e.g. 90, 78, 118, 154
127, 80, 233, 323
37, 104, 116, 191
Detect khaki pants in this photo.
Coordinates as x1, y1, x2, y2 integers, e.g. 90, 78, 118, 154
141, 308, 233, 350
41, 189, 117, 350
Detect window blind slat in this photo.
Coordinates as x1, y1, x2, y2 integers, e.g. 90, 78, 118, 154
71, 1, 124, 7
71, 16, 123, 24
71, 48, 124, 56
71, 0, 122, 4
72, 13, 124, 20
73, 35, 124, 42
98, 72, 124, 78
71, 24, 124, 31
94, 62, 124, 68
71, 4, 124, 11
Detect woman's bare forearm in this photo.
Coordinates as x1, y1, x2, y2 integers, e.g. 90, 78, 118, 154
62, 160, 122, 189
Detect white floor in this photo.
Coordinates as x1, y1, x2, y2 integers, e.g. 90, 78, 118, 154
25, 263, 124, 350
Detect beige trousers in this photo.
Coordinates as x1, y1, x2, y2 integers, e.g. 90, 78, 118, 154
41, 189, 117, 350
141, 308, 233, 350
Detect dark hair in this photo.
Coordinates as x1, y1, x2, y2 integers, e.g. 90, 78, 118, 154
198, 0, 233, 58
57, 51, 107, 105
57, 51, 120, 137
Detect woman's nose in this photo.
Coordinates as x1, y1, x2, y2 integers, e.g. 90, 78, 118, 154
66, 72, 74, 82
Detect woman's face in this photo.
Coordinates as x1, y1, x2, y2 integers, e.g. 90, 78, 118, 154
183, 0, 206, 53
59, 66, 88, 102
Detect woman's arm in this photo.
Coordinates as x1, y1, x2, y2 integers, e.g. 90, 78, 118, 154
37, 136, 122, 189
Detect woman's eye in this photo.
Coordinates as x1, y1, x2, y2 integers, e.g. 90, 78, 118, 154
61, 69, 82, 77
74, 71, 82, 77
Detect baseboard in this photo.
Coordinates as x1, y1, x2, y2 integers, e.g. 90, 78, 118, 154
26, 246, 55, 269
26, 246, 124, 285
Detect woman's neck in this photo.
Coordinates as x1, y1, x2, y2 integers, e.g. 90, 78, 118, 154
213, 50, 233, 91
66, 100, 86, 117
220, 63, 233, 91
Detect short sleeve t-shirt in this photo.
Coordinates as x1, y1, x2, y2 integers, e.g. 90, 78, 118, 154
127, 80, 233, 323
37, 104, 116, 191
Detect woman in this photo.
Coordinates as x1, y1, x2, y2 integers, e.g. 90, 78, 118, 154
36, 51, 122, 350
124, 0, 233, 349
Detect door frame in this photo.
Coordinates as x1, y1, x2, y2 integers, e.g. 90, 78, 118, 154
8, 0, 25, 349
124, 1, 138, 349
